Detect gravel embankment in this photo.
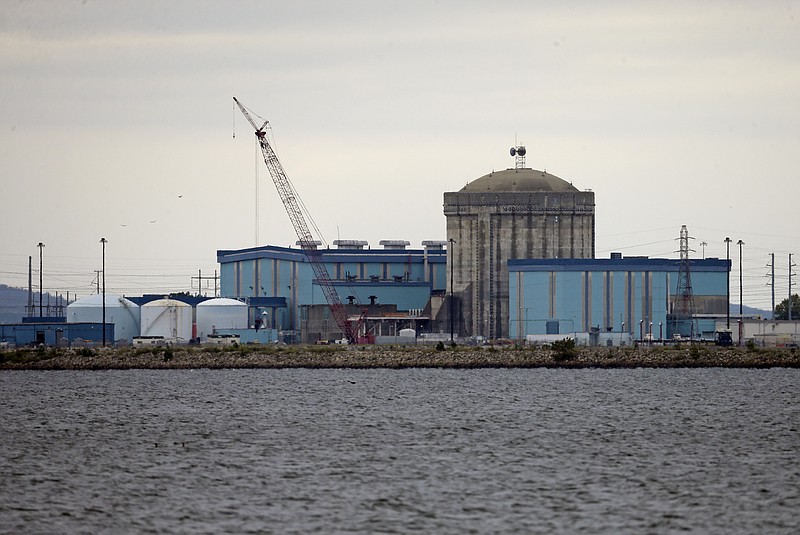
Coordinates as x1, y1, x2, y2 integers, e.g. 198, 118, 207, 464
1, 345, 798, 370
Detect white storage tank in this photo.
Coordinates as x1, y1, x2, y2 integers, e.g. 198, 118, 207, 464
140, 298, 193, 343
67, 294, 140, 343
195, 298, 248, 341
399, 328, 417, 339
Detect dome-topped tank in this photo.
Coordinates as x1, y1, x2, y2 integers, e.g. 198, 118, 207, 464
195, 298, 248, 341
460, 168, 579, 193
67, 294, 140, 343
443, 158, 595, 340
140, 298, 192, 342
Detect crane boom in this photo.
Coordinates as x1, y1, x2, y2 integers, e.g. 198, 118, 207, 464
233, 97, 358, 343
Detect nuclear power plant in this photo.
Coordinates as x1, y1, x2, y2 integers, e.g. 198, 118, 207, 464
209, 139, 734, 345
1, 130, 742, 347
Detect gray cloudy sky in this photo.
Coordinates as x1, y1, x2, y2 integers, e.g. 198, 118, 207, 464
1, 0, 798, 308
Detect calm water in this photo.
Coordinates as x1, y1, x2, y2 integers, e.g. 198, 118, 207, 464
0, 368, 797, 534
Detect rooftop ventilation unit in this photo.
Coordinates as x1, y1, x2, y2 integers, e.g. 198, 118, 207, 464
333, 240, 368, 250
295, 240, 322, 248
421, 240, 448, 250
379, 240, 410, 250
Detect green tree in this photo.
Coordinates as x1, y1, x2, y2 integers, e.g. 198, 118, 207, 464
774, 294, 800, 320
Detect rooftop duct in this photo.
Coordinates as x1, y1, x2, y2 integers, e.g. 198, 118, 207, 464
379, 240, 410, 250
333, 240, 368, 250
421, 240, 448, 250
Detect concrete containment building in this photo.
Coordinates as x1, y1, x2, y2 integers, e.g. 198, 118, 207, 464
444, 167, 595, 339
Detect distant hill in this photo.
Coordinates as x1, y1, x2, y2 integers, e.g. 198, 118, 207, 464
0, 285, 28, 323
0, 284, 70, 323
734, 304, 773, 320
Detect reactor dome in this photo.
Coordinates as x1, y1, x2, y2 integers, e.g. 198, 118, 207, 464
443, 163, 594, 341
460, 168, 579, 193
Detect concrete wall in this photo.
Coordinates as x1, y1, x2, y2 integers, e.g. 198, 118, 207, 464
444, 190, 595, 339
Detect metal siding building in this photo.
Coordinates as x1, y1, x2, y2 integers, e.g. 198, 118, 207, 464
217, 243, 447, 335
0, 322, 113, 347
509, 257, 729, 340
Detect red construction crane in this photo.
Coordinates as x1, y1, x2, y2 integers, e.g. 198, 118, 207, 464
233, 97, 359, 343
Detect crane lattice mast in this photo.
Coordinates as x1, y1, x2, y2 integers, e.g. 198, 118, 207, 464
233, 97, 357, 343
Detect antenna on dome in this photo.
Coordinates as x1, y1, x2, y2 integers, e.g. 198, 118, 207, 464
510, 145, 526, 169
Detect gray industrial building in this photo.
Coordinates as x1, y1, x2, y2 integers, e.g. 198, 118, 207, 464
444, 166, 595, 339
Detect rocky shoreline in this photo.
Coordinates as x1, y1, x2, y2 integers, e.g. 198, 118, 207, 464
1, 344, 799, 370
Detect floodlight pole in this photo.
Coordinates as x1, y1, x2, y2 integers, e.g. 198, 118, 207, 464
449, 238, 456, 344
100, 238, 107, 346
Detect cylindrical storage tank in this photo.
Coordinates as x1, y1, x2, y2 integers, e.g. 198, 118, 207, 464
140, 298, 193, 343
195, 298, 248, 341
67, 294, 140, 343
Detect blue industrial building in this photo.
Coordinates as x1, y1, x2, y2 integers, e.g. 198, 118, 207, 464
509, 256, 730, 342
0, 322, 113, 347
217, 241, 448, 342
217, 245, 731, 344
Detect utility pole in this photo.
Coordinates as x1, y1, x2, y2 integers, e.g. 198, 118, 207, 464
737, 240, 745, 316
700, 241, 707, 259
790, 254, 796, 321
724, 237, 732, 330
769, 253, 775, 320
27, 256, 32, 315
191, 270, 220, 297
449, 238, 456, 344
94, 270, 102, 294
100, 238, 107, 346
37, 242, 44, 318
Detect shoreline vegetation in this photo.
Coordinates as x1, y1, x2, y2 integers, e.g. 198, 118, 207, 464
1, 343, 799, 371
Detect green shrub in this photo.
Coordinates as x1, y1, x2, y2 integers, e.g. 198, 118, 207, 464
435, 341, 445, 351
552, 338, 578, 362
163, 347, 174, 362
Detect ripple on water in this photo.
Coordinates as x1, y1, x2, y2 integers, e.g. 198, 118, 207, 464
0, 367, 798, 534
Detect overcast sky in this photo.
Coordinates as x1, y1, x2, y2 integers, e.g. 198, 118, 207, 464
1, 0, 798, 309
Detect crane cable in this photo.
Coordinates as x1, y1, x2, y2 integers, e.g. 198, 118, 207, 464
234, 99, 330, 248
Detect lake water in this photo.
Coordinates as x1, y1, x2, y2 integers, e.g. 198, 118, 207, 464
0, 368, 797, 534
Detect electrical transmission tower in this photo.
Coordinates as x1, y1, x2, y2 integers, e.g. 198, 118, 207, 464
672, 225, 697, 339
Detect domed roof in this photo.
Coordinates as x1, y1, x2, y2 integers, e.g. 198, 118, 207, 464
67, 294, 138, 308
197, 298, 247, 308
141, 298, 191, 308
461, 168, 578, 193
